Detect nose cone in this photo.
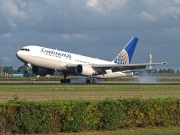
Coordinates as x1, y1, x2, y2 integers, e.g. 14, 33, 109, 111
16, 50, 25, 62
16, 51, 21, 59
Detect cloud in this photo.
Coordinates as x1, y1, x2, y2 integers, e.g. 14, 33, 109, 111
144, 0, 180, 20
1, 0, 26, 19
61, 34, 71, 41
2, 57, 13, 63
163, 6, 180, 19
0, 0, 179, 70
4, 17, 17, 28
86, 0, 127, 12
173, 0, 180, 4
60, 34, 87, 41
3, 33, 12, 38
138, 11, 157, 22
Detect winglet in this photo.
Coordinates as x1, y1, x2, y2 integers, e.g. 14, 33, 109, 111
113, 37, 138, 64
162, 62, 168, 65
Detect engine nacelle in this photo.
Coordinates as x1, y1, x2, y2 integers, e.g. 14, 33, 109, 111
124, 72, 133, 77
32, 66, 54, 76
75, 64, 95, 76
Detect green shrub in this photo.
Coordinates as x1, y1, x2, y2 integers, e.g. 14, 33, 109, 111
98, 99, 125, 130
84, 101, 101, 130
121, 98, 180, 128
0, 104, 17, 134
60, 100, 87, 132
0, 98, 179, 134
13, 102, 50, 134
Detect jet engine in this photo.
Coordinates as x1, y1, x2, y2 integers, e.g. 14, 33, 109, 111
124, 72, 133, 77
75, 64, 95, 76
122, 71, 133, 77
32, 66, 54, 76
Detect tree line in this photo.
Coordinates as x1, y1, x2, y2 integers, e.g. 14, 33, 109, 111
153, 68, 180, 74
0, 66, 26, 74
0, 66, 61, 77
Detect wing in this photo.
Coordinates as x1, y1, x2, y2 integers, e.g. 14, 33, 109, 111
92, 62, 167, 72
65, 62, 167, 75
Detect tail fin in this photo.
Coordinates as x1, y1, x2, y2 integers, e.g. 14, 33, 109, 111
113, 37, 138, 64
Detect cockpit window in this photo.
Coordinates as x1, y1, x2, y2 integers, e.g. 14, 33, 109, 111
21, 48, 30, 51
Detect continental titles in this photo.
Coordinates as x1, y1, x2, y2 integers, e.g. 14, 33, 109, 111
40, 48, 71, 58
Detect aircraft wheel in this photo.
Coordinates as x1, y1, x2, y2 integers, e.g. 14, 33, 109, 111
60, 79, 71, 83
60, 79, 64, 83
86, 79, 90, 83
64, 79, 67, 83
24, 70, 30, 74
90, 79, 93, 83
67, 79, 71, 83
92, 79, 96, 83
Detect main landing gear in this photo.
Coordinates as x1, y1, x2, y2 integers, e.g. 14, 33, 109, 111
60, 73, 97, 84
60, 73, 71, 83
60, 78, 71, 83
86, 78, 96, 83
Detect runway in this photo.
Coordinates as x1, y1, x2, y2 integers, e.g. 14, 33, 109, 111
0, 82, 180, 86
0, 81, 179, 102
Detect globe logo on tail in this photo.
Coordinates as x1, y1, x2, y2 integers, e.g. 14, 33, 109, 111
114, 49, 129, 64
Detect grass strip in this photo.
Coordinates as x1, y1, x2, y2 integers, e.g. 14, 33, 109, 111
0, 85, 180, 92
58, 127, 180, 135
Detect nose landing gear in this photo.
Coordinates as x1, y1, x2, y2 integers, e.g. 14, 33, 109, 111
24, 63, 31, 74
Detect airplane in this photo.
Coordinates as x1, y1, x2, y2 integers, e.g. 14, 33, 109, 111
16, 37, 167, 83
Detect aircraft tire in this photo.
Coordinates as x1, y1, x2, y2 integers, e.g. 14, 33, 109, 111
64, 79, 67, 83
86, 79, 96, 83
24, 70, 30, 74
92, 79, 96, 83
60, 79, 64, 83
90, 79, 93, 83
67, 79, 71, 83
86, 79, 90, 83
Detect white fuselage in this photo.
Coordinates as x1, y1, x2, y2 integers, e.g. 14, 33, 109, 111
16, 45, 128, 78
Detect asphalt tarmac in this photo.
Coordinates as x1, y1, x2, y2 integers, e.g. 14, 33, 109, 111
0, 82, 180, 86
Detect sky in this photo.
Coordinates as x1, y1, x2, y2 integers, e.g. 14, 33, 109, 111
0, 0, 180, 70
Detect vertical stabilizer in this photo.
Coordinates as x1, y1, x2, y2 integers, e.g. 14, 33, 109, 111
113, 37, 138, 64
